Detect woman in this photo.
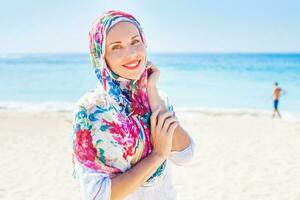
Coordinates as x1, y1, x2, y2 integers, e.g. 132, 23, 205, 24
71, 10, 195, 200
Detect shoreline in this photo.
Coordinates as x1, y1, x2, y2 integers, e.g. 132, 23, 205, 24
0, 102, 299, 123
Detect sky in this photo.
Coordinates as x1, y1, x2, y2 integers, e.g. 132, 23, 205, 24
0, 0, 299, 53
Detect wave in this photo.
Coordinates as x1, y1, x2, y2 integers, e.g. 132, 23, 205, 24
175, 107, 300, 123
1, 102, 299, 123
0, 101, 75, 113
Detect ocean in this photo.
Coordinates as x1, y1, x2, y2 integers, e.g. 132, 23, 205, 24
0, 53, 299, 116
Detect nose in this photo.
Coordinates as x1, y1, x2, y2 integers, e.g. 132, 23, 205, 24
127, 46, 137, 60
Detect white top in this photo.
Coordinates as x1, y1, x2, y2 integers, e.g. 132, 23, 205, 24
74, 134, 196, 200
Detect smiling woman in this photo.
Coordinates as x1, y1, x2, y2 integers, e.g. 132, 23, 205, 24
71, 10, 195, 200
105, 21, 146, 80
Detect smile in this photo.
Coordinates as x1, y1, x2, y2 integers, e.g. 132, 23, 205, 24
122, 59, 141, 70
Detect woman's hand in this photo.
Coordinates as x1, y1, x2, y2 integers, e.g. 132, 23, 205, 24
150, 106, 178, 159
146, 61, 160, 89
110, 107, 178, 200
146, 61, 166, 112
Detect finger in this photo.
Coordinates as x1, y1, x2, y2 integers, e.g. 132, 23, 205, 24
146, 61, 153, 69
167, 122, 178, 136
149, 64, 159, 73
150, 106, 161, 130
161, 117, 177, 134
151, 106, 161, 118
156, 112, 173, 133
150, 106, 161, 140
147, 62, 159, 71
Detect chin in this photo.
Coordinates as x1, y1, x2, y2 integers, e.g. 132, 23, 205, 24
125, 67, 145, 81
126, 73, 142, 81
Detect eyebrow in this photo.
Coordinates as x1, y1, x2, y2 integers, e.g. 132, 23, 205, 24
108, 35, 140, 46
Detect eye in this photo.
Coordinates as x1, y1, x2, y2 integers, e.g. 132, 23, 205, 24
112, 45, 122, 51
131, 39, 140, 45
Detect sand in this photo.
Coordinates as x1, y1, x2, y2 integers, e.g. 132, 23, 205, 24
0, 110, 300, 200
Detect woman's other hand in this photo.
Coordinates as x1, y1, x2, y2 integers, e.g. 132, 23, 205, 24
150, 106, 178, 160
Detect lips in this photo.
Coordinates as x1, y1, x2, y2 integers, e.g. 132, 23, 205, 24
122, 59, 141, 70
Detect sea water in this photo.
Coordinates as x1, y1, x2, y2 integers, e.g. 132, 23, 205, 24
0, 53, 299, 116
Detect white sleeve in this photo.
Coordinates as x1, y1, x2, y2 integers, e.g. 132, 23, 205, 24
75, 160, 112, 200
168, 133, 196, 166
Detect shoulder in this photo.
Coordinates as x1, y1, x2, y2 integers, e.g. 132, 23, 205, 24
74, 89, 109, 113
72, 89, 112, 125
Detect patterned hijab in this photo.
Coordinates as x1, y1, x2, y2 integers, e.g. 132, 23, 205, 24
71, 10, 168, 185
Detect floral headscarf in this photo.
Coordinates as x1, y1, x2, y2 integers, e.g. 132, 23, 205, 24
71, 10, 171, 186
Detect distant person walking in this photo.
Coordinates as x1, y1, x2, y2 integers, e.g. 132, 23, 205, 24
272, 82, 287, 119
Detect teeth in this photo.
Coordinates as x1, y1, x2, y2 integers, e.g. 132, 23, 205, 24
124, 60, 139, 67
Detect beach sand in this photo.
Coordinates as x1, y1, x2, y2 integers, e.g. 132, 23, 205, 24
0, 110, 300, 200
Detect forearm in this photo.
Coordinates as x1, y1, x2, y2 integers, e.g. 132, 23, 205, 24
147, 86, 168, 113
172, 125, 191, 151
147, 86, 191, 152
110, 153, 165, 200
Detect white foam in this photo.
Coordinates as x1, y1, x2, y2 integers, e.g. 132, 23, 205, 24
0, 102, 299, 122
0, 101, 75, 113
175, 107, 300, 123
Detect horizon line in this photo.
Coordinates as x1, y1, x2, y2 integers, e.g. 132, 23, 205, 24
1, 51, 300, 55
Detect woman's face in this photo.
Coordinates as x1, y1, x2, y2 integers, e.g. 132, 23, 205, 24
105, 21, 146, 80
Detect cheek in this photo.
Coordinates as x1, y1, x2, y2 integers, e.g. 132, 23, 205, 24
106, 43, 146, 66
134, 44, 146, 62
137, 43, 146, 55
106, 50, 127, 67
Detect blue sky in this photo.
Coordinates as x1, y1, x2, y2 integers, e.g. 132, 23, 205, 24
0, 0, 299, 53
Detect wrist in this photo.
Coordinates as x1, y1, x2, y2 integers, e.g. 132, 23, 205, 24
150, 151, 167, 163
147, 84, 158, 92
